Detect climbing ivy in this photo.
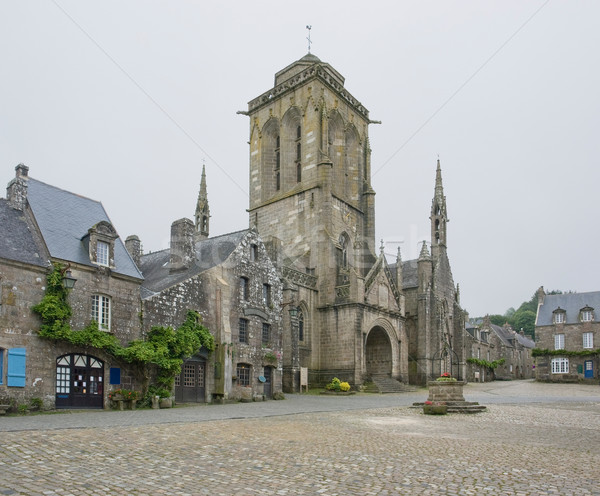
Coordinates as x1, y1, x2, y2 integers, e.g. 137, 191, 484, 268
32, 263, 214, 389
531, 348, 600, 358
466, 357, 505, 370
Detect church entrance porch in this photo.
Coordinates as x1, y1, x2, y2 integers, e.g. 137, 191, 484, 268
365, 326, 392, 377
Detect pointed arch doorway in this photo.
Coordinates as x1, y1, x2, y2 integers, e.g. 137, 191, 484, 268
365, 326, 392, 377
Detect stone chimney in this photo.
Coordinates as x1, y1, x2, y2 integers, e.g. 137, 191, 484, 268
536, 286, 545, 306
125, 235, 142, 267
6, 164, 29, 211
170, 218, 195, 272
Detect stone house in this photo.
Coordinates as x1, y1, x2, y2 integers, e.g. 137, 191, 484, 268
534, 287, 599, 382
243, 52, 465, 390
464, 317, 535, 382
0, 165, 144, 409
136, 166, 283, 402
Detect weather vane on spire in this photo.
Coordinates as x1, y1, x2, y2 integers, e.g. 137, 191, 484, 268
306, 25, 312, 53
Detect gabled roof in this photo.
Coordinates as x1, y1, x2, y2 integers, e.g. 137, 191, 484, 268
139, 229, 248, 296
537, 291, 600, 326
0, 199, 47, 267
27, 178, 142, 279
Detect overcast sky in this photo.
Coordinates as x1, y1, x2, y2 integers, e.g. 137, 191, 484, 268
1, 1, 598, 317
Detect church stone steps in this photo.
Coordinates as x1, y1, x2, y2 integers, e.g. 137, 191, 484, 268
368, 375, 417, 394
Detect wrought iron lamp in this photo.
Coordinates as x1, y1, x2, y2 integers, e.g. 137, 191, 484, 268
62, 266, 77, 289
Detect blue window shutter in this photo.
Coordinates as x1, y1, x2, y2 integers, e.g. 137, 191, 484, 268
109, 367, 121, 385
7, 348, 26, 387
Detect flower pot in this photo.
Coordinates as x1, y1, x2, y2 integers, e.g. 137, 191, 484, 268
159, 398, 172, 409
423, 404, 448, 415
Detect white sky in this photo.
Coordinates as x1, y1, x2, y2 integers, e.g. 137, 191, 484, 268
1, 1, 598, 317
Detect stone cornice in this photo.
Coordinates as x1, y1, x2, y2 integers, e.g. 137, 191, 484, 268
282, 266, 317, 290
248, 64, 369, 119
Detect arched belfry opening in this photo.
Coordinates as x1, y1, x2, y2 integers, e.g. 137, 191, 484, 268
365, 326, 392, 377
281, 107, 303, 190
261, 118, 281, 200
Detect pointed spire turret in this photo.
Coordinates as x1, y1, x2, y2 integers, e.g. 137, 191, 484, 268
395, 246, 403, 293
195, 162, 210, 240
430, 159, 448, 253
418, 240, 430, 260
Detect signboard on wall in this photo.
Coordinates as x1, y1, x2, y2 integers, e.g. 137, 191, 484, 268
300, 367, 308, 392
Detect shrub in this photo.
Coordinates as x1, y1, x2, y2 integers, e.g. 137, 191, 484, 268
325, 377, 342, 391
339, 381, 351, 392
29, 397, 43, 411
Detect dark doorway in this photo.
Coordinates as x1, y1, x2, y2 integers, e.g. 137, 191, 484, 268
263, 366, 272, 398
175, 358, 206, 403
365, 327, 392, 376
55, 354, 104, 409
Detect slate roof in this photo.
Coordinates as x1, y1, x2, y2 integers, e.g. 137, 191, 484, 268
536, 291, 600, 326
139, 229, 248, 296
0, 199, 47, 267
490, 324, 516, 348
26, 178, 142, 279
388, 259, 419, 290
514, 332, 535, 348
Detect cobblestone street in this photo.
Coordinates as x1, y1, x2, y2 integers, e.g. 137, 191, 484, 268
1, 381, 599, 495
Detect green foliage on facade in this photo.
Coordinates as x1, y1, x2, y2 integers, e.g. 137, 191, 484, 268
32, 263, 214, 390
466, 357, 505, 370
531, 348, 599, 358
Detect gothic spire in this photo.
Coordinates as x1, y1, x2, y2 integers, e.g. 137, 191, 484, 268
430, 159, 448, 249
195, 162, 210, 240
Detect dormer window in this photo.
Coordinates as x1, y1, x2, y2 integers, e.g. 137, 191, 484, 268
581, 307, 594, 322
87, 221, 118, 268
553, 309, 566, 324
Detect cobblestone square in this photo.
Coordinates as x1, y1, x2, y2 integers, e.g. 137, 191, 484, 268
1, 381, 599, 495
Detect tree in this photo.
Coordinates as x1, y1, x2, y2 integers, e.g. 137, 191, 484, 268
488, 314, 507, 326
512, 310, 536, 339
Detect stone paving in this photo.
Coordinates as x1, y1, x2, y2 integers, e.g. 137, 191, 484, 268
0, 381, 599, 495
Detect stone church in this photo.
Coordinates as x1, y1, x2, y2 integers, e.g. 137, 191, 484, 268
243, 53, 465, 390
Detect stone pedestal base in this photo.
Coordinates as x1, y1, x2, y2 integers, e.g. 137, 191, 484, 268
427, 381, 465, 402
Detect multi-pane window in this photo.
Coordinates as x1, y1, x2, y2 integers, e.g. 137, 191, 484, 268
91, 295, 111, 330
554, 333, 565, 350
240, 277, 249, 300
275, 135, 281, 191
237, 363, 251, 386
263, 284, 271, 307
298, 310, 304, 342
551, 357, 569, 374
239, 318, 248, 344
97, 241, 109, 266
262, 323, 270, 344
583, 332, 594, 349
582, 310, 594, 322
554, 312, 565, 324
296, 125, 302, 182
0, 348, 4, 385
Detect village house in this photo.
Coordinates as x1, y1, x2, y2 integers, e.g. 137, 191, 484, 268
0, 165, 144, 410
135, 166, 284, 402
464, 317, 535, 382
534, 287, 599, 382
